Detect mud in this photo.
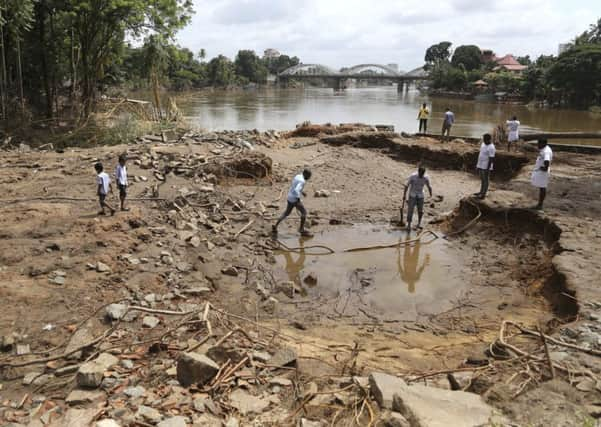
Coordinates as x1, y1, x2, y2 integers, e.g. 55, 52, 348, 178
320, 131, 530, 180
1, 127, 601, 426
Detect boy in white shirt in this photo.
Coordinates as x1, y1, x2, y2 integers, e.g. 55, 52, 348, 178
474, 133, 495, 199
95, 162, 115, 216
273, 169, 312, 237
115, 154, 130, 211
531, 139, 553, 210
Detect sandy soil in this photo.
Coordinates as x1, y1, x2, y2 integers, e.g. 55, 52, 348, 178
1, 128, 601, 426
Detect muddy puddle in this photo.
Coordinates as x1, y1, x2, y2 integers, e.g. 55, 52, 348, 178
275, 224, 472, 321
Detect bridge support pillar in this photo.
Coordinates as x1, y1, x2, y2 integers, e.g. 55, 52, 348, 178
397, 80, 404, 93
333, 77, 346, 91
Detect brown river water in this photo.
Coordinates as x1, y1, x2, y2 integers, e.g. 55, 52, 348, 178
174, 86, 601, 146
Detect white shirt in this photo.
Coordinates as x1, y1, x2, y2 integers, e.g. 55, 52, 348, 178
287, 174, 305, 202
534, 145, 553, 172
444, 111, 455, 125
477, 142, 496, 170
115, 164, 128, 186
406, 172, 431, 198
506, 120, 520, 141
97, 172, 111, 195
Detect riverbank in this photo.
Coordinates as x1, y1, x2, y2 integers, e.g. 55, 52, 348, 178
1, 125, 601, 426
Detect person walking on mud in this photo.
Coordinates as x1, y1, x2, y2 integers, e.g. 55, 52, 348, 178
403, 166, 432, 231
506, 116, 520, 151
417, 103, 429, 134
441, 107, 455, 141
115, 154, 130, 211
273, 169, 313, 237
531, 139, 553, 210
474, 133, 495, 199
94, 162, 116, 216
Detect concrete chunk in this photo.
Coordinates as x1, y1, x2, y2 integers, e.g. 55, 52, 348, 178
76, 353, 119, 388
177, 352, 219, 387
392, 383, 503, 427
369, 372, 406, 409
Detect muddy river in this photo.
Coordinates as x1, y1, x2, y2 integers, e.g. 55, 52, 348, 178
176, 87, 601, 146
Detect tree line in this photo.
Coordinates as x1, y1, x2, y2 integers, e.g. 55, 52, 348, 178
0, 1, 299, 122
423, 18, 601, 108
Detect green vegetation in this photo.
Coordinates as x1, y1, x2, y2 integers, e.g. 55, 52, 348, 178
0, 1, 300, 122
424, 17, 601, 107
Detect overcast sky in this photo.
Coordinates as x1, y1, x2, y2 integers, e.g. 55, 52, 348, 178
176, 0, 600, 71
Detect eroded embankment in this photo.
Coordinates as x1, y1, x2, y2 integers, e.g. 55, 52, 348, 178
455, 196, 578, 317
319, 131, 529, 180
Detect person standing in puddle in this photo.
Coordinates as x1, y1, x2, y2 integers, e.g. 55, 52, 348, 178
273, 169, 313, 237
531, 139, 553, 210
403, 166, 433, 231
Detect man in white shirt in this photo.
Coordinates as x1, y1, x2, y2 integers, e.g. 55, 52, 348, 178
506, 116, 520, 151
115, 154, 130, 211
273, 169, 312, 236
531, 139, 553, 210
441, 107, 455, 142
403, 166, 433, 230
474, 133, 495, 199
94, 162, 115, 216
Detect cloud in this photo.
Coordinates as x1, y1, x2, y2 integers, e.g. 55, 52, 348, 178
176, 0, 601, 70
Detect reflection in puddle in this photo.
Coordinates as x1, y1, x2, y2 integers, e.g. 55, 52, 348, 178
396, 235, 430, 294
275, 224, 467, 320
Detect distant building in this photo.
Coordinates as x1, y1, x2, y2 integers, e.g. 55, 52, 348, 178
493, 54, 527, 74
387, 63, 399, 72
481, 49, 496, 63
263, 49, 281, 59
558, 43, 571, 55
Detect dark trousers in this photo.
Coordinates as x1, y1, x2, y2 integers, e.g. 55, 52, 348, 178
276, 199, 307, 230
478, 168, 490, 196
419, 119, 428, 133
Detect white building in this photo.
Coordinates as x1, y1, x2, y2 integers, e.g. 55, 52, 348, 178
263, 49, 281, 59
558, 43, 571, 55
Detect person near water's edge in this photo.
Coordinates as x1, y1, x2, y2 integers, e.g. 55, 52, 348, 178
506, 116, 520, 151
441, 107, 454, 141
531, 139, 553, 210
417, 103, 429, 133
474, 133, 495, 199
273, 169, 313, 236
403, 166, 433, 231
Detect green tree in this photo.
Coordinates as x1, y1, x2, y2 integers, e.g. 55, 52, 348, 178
69, 0, 193, 115
424, 41, 452, 69
547, 43, 601, 107
234, 49, 268, 83
207, 54, 235, 86
451, 45, 482, 71
575, 18, 601, 44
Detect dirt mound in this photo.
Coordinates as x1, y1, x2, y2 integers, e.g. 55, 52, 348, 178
204, 151, 272, 179
321, 131, 529, 180
287, 122, 375, 137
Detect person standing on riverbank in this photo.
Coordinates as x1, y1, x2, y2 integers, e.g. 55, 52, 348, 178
115, 154, 130, 212
273, 169, 313, 237
417, 103, 429, 133
403, 166, 433, 231
506, 116, 520, 151
474, 133, 495, 199
531, 139, 553, 210
441, 107, 455, 141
